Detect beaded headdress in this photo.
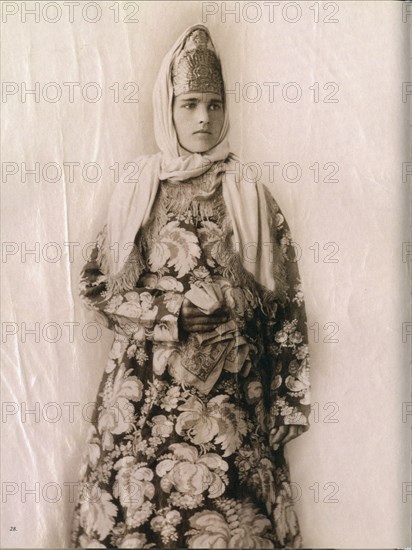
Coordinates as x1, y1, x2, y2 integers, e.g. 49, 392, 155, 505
172, 28, 224, 97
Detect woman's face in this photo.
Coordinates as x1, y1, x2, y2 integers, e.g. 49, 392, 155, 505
172, 92, 224, 153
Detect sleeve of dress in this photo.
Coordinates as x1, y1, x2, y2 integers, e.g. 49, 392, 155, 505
261, 186, 311, 434
79, 225, 184, 343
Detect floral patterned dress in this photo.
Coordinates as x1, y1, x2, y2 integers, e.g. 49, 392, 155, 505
70, 164, 311, 549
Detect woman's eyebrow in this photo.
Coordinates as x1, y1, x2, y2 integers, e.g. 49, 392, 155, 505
177, 97, 201, 103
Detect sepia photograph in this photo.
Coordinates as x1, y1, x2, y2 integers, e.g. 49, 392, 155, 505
1, 1, 410, 548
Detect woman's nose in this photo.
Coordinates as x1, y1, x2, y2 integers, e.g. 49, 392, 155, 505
198, 105, 209, 124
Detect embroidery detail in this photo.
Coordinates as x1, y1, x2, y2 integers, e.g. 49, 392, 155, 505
181, 337, 227, 382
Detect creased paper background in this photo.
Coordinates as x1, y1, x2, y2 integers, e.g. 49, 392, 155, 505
1, 1, 411, 547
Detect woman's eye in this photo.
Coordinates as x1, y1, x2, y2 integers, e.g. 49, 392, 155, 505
210, 103, 222, 111
183, 103, 196, 109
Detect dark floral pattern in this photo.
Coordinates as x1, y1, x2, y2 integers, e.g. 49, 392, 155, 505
70, 175, 310, 549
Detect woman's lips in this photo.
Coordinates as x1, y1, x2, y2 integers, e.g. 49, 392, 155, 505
193, 130, 211, 134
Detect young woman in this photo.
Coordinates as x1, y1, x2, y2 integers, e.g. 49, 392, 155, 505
70, 24, 311, 549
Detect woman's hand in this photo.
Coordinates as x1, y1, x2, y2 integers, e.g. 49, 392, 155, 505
269, 426, 307, 450
179, 297, 230, 333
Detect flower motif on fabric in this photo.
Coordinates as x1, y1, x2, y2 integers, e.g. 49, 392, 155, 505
198, 220, 224, 267
152, 313, 179, 342
279, 229, 293, 260
286, 358, 311, 405
113, 457, 155, 528
292, 283, 305, 307
150, 415, 174, 438
109, 336, 128, 362
97, 364, 143, 450
273, 479, 302, 548
104, 291, 159, 340
169, 491, 205, 510
117, 532, 154, 548
126, 344, 148, 366
188, 265, 213, 286
156, 442, 229, 498
78, 486, 118, 541
148, 221, 201, 277
270, 396, 308, 426
162, 291, 184, 314
104, 295, 124, 314
150, 508, 182, 545
78, 425, 101, 480
160, 385, 182, 412
175, 394, 248, 456
152, 345, 176, 376
185, 498, 275, 548
78, 534, 107, 548
274, 319, 303, 349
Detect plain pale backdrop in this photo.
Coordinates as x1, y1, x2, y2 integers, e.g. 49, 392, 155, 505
1, 1, 411, 547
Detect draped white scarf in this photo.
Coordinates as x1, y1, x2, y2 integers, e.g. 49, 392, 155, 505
106, 24, 276, 293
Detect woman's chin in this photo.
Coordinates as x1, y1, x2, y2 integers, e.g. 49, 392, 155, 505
179, 139, 219, 155
184, 145, 217, 155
